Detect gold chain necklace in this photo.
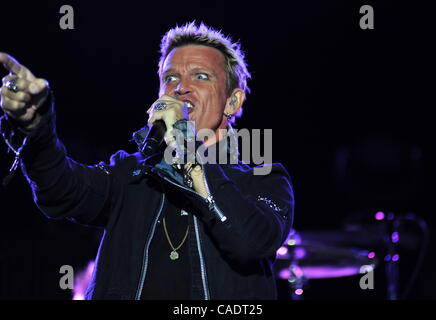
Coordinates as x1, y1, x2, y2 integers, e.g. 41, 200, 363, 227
162, 217, 189, 260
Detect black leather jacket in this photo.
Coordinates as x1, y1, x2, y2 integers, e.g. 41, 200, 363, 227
0, 102, 294, 300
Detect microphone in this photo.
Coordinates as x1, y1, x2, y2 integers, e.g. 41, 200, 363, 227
140, 120, 167, 157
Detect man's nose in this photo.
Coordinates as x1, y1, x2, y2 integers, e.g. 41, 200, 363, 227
175, 80, 192, 96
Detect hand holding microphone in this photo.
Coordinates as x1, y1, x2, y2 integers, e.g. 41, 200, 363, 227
146, 97, 208, 198
142, 95, 189, 156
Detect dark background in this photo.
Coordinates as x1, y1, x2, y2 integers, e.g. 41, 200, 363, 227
0, 0, 434, 299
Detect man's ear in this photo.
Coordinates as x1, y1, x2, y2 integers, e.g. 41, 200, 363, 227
224, 88, 245, 117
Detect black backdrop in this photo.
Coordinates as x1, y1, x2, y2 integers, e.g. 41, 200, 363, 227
0, 0, 434, 299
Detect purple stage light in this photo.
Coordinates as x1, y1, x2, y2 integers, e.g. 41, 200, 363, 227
368, 251, 375, 259
295, 289, 303, 295
277, 246, 288, 256
293, 247, 306, 259
300, 266, 359, 279
291, 265, 305, 278
72, 261, 95, 300
384, 254, 391, 262
278, 269, 291, 280
375, 211, 385, 220
392, 254, 400, 262
391, 232, 399, 243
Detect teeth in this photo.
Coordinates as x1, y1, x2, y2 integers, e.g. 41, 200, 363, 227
185, 102, 194, 108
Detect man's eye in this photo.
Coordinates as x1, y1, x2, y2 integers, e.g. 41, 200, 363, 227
196, 73, 209, 80
165, 75, 178, 83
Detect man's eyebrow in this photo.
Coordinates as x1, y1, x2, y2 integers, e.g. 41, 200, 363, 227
162, 66, 218, 77
191, 67, 217, 77
162, 68, 177, 76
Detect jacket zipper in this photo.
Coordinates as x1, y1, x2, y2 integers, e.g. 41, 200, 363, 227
134, 192, 165, 300
193, 215, 210, 300
199, 163, 227, 222
153, 168, 215, 300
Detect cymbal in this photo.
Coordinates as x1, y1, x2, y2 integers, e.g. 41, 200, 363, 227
295, 230, 381, 249
298, 227, 419, 250
275, 243, 377, 280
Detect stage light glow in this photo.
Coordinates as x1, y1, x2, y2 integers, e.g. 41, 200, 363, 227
279, 269, 291, 279
375, 211, 385, 220
277, 246, 288, 256
294, 247, 306, 259
287, 239, 296, 246
73, 293, 84, 300
72, 261, 95, 300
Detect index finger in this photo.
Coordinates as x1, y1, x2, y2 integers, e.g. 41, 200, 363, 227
159, 95, 181, 102
0, 52, 35, 81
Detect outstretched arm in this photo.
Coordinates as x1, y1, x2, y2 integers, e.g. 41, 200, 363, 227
0, 53, 119, 227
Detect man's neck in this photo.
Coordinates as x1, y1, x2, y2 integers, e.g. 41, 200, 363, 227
203, 119, 228, 147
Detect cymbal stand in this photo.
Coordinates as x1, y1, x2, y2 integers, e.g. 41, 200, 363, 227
385, 213, 400, 300
287, 262, 307, 300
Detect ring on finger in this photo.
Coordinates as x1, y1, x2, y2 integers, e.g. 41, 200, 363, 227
153, 102, 167, 111
5, 77, 19, 93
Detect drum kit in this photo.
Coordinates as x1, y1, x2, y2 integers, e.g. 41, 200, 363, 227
274, 212, 426, 300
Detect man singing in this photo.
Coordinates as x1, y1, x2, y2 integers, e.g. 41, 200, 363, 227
0, 22, 294, 300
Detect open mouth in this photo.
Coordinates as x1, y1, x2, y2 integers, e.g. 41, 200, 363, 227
183, 101, 195, 114
183, 101, 194, 108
